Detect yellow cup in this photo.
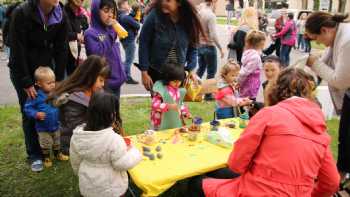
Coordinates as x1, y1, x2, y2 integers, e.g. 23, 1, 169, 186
112, 22, 128, 39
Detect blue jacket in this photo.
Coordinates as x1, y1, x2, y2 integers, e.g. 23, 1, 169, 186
118, 11, 140, 43
24, 90, 59, 132
138, 9, 197, 72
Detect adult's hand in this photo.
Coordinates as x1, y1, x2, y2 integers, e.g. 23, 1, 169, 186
220, 48, 225, 59
306, 54, 318, 67
25, 86, 37, 99
141, 71, 153, 91
77, 33, 84, 44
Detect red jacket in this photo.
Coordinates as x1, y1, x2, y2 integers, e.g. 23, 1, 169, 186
203, 97, 340, 197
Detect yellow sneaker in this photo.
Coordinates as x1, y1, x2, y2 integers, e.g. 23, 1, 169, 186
56, 153, 69, 161
44, 158, 52, 168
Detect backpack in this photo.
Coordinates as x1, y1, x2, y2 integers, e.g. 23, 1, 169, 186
2, 2, 21, 47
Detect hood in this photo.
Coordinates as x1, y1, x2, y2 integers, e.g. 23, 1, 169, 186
72, 125, 116, 159
90, 0, 107, 30
278, 97, 326, 135
53, 91, 89, 107
29, 0, 63, 26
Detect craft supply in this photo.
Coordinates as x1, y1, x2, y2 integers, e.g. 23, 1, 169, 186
155, 146, 162, 152
187, 131, 198, 141
210, 120, 220, 131
239, 111, 249, 128
142, 146, 151, 152
157, 153, 163, 159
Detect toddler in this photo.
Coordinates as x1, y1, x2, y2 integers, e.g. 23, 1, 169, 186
215, 59, 252, 119
24, 67, 69, 168
151, 64, 191, 130
238, 30, 266, 100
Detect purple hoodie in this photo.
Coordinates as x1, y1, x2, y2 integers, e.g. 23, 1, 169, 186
84, 0, 127, 90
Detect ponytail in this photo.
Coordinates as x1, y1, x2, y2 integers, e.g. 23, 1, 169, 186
305, 11, 349, 34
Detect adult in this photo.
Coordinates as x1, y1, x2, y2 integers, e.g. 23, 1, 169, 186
190, 68, 340, 197
64, 0, 89, 75
273, 12, 296, 67
225, 0, 234, 25
9, 0, 68, 172
296, 13, 307, 51
138, 0, 203, 91
118, 0, 141, 85
305, 12, 350, 182
197, 0, 224, 101
227, 7, 258, 64
263, 4, 288, 57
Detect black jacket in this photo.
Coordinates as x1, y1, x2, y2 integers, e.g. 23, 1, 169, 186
64, 4, 88, 42
9, 0, 68, 88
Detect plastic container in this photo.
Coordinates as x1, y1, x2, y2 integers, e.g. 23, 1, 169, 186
239, 112, 249, 128
112, 22, 128, 39
210, 120, 220, 131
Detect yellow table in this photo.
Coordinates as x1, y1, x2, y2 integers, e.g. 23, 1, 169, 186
128, 118, 243, 197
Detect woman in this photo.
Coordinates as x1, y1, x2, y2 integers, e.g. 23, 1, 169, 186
190, 68, 340, 197
64, 0, 89, 75
273, 12, 296, 67
49, 55, 110, 155
296, 13, 307, 51
8, 0, 68, 172
305, 12, 350, 184
227, 7, 258, 64
138, 0, 203, 91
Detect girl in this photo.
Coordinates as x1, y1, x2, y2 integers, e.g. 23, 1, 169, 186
238, 30, 266, 100
215, 60, 252, 119
70, 91, 142, 197
84, 0, 127, 99
151, 64, 191, 130
48, 55, 110, 155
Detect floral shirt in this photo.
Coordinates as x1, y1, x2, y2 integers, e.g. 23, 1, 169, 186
151, 85, 190, 130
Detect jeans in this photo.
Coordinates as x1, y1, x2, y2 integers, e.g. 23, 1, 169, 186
121, 40, 136, 80
304, 39, 311, 53
197, 46, 218, 80
280, 45, 292, 67
338, 93, 350, 173
10, 71, 42, 161
297, 34, 305, 50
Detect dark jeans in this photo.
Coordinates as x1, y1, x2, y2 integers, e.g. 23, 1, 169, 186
188, 168, 240, 197
297, 34, 305, 50
263, 38, 281, 57
197, 46, 218, 80
338, 93, 350, 173
304, 39, 311, 53
66, 53, 77, 76
280, 44, 292, 67
121, 40, 136, 79
10, 71, 42, 161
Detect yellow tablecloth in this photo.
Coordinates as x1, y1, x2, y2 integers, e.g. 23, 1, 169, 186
128, 118, 244, 197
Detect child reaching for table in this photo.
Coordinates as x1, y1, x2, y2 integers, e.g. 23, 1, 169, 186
215, 59, 252, 119
70, 91, 142, 197
151, 63, 191, 130
238, 30, 266, 100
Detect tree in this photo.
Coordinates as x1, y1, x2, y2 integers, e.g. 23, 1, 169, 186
302, 0, 308, 9
338, 0, 347, 12
313, 0, 320, 10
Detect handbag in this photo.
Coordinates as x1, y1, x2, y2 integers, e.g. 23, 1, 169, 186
183, 73, 203, 102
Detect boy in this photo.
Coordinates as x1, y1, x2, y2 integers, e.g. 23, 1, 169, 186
24, 67, 69, 169
118, 0, 141, 84
262, 55, 282, 92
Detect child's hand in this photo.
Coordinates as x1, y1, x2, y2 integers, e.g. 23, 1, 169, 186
240, 98, 252, 106
168, 103, 178, 111
184, 113, 192, 119
36, 112, 46, 120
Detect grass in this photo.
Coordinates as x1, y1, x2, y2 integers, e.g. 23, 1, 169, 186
217, 18, 239, 26
0, 98, 339, 196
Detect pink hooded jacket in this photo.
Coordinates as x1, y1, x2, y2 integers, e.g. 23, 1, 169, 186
275, 19, 297, 46
203, 97, 340, 197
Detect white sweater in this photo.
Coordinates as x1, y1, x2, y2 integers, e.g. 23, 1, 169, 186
311, 23, 350, 112
70, 126, 142, 197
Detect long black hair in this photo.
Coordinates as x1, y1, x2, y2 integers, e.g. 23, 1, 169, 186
84, 91, 119, 131
149, 0, 204, 45
162, 63, 186, 85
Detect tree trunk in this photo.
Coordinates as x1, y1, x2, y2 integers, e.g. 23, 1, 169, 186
329, 0, 333, 12
338, 0, 346, 12
313, 0, 320, 10
302, 0, 308, 9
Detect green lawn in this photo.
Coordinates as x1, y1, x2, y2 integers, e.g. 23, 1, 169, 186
217, 18, 239, 26
0, 98, 339, 196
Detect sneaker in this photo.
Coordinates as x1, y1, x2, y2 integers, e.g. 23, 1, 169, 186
44, 158, 53, 168
126, 78, 139, 85
31, 160, 43, 172
56, 153, 69, 161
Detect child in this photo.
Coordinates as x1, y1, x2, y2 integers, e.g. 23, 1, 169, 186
84, 0, 127, 98
151, 64, 191, 130
24, 67, 69, 168
238, 30, 266, 100
215, 59, 252, 119
262, 55, 282, 94
48, 55, 110, 155
70, 91, 142, 197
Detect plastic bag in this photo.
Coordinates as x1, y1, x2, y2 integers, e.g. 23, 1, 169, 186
184, 74, 203, 102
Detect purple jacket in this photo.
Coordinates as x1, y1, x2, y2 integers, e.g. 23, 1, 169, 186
84, 0, 126, 90
275, 19, 297, 46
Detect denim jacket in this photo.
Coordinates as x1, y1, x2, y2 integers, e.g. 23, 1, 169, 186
138, 9, 197, 72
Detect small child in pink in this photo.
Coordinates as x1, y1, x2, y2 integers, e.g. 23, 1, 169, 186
238, 30, 266, 100
215, 60, 252, 119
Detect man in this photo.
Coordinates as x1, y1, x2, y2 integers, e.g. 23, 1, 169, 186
197, 0, 224, 101
118, 0, 141, 84
9, 0, 68, 172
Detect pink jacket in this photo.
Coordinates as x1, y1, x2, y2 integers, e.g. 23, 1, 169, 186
203, 97, 340, 197
275, 19, 297, 46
